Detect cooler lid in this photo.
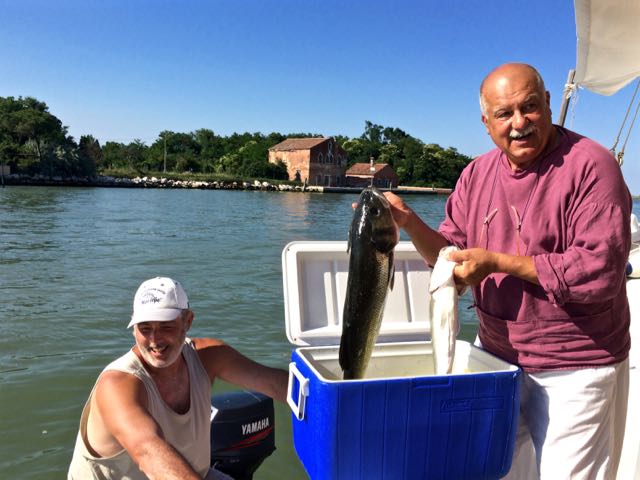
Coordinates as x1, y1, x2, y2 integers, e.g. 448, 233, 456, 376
282, 241, 433, 347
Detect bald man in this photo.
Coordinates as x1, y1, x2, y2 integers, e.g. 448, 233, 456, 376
384, 63, 631, 479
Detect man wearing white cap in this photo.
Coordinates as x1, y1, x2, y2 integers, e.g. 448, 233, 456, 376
68, 277, 288, 480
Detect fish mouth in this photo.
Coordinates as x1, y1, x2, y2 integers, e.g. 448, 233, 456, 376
368, 186, 390, 207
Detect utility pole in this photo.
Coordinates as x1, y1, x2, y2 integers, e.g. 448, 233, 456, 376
163, 134, 167, 173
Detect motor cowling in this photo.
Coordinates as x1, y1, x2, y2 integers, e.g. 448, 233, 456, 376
210, 391, 276, 480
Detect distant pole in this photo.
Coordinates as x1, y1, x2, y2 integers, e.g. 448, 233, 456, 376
163, 134, 167, 173
369, 156, 375, 187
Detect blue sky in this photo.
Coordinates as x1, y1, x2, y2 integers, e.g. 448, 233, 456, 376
1, 0, 639, 193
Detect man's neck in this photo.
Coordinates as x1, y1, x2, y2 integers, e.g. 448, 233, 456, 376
147, 352, 191, 414
507, 126, 560, 172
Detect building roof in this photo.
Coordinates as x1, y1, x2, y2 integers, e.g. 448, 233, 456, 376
345, 162, 392, 176
269, 137, 329, 151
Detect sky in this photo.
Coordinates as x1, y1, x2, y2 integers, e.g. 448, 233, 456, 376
1, 0, 639, 193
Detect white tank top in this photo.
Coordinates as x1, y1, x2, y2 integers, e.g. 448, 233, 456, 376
68, 338, 212, 479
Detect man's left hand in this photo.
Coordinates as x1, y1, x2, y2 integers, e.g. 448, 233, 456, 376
447, 248, 497, 286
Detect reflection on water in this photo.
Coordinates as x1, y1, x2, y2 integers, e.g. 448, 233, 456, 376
1, 186, 636, 479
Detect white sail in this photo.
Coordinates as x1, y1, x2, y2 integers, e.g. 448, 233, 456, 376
574, 0, 640, 95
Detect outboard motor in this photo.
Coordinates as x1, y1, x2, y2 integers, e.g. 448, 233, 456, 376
210, 391, 276, 480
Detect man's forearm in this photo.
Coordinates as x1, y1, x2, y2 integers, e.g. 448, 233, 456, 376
134, 439, 202, 480
493, 252, 539, 285
403, 211, 449, 266
448, 248, 540, 286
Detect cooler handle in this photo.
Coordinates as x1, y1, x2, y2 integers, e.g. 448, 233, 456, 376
287, 362, 309, 421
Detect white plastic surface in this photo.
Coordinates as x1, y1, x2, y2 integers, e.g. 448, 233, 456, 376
293, 340, 519, 383
287, 362, 309, 420
282, 241, 432, 347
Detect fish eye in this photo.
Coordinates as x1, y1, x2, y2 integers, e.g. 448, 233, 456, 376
370, 207, 380, 216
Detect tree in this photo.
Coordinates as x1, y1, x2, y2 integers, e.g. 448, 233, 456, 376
13, 103, 63, 164
360, 121, 384, 159
342, 138, 369, 166
0, 94, 473, 186
126, 139, 147, 170
412, 143, 472, 187
78, 135, 102, 177
0, 96, 70, 175
102, 142, 127, 169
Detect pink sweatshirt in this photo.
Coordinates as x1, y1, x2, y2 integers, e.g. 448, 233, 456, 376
439, 127, 631, 372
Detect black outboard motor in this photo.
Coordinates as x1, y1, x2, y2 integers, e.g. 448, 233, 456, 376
210, 391, 276, 480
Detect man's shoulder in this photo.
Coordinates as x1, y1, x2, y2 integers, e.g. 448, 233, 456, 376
561, 127, 611, 160
457, 147, 501, 182
191, 338, 228, 368
93, 368, 148, 411
102, 348, 145, 377
97, 368, 143, 388
560, 127, 626, 182
191, 337, 226, 350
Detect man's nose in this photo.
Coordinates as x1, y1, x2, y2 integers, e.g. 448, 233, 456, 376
512, 110, 528, 129
148, 328, 161, 343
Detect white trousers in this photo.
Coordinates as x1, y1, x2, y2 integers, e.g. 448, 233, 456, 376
502, 358, 629, 480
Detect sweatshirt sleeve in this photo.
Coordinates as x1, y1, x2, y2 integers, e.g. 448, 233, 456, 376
439, 163, 472, 250
533, 200, 630, 306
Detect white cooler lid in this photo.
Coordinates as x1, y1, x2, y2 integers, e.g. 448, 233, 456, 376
282, 240, 433, 347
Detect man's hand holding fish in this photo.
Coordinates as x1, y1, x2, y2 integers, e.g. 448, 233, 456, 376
447, 248, 539, 286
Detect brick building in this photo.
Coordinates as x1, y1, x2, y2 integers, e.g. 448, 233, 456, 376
268, 137, 347, 186
345, 162, 399, 188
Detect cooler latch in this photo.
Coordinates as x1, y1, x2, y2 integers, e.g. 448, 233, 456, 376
287, 362, 309, 421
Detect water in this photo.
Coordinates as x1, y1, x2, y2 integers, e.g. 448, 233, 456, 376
1, 186, 637, 479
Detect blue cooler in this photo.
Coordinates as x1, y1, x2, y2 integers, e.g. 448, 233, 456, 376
282, 241, 521, 480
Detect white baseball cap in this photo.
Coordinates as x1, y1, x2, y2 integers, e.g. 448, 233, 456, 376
128, 277, 189, 328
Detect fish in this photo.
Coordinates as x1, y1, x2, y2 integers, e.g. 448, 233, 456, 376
428, 245, 461, 375
339, 186, 399, 380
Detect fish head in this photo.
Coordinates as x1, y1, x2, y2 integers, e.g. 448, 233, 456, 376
355, 186, 399, 254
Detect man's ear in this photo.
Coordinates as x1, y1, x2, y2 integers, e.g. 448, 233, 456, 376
184, 309, 194, 329
481, 113, 490, 133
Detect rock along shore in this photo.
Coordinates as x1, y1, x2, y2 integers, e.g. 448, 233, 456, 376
1, 173, 452, 194
2, 174, 318, 192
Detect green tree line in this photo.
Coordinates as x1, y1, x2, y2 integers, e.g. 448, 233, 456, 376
0, 96, 472, 188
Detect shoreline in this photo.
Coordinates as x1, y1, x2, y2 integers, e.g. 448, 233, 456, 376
0, 174, 452, 195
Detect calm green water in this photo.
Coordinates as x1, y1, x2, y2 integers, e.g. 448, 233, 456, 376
1, 186, 637, 479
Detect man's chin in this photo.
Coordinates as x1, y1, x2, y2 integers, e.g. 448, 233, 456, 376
141, 349, 180, 369
506, 148, 542, 169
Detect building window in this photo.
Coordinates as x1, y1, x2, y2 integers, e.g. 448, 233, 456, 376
318, 153, 324, 164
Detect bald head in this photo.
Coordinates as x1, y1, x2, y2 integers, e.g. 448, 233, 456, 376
479, 63, 546, 115
478, 62, 555, 170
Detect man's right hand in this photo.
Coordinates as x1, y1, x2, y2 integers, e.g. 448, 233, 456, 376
383, 191, 415, 229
